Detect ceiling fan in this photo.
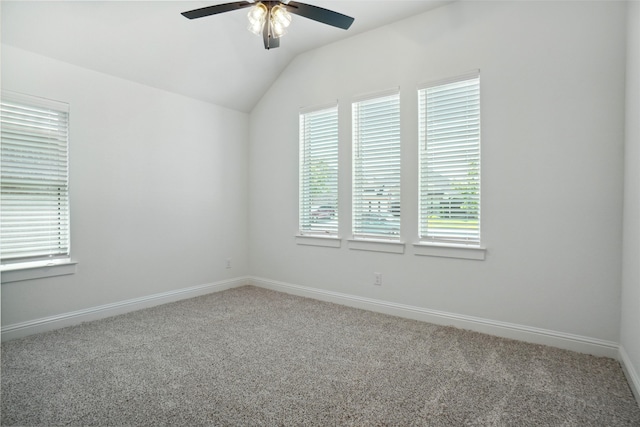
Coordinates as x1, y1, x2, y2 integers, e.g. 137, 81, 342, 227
181, 1, 355, 50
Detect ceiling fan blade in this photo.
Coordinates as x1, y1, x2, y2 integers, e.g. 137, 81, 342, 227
181, 1, 253, 20
284, 1, 354, 30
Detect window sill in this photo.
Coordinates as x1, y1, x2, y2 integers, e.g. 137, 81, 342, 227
295, 235, 341, 248
413, 243, 486, 260
1, 259, 78, 283
348, 239, 405, 254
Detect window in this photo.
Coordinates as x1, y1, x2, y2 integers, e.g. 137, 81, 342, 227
299, 104, 339, 236
419, 72, 480, 245
1, 91, 71, 268
352, 90, 401, 240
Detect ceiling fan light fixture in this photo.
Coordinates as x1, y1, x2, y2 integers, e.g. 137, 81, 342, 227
270, 4, 292, 38
247, 19, 265, 35
247, 2, 268, 35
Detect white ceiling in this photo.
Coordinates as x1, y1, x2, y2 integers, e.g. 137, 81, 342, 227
1, 1, 450, 112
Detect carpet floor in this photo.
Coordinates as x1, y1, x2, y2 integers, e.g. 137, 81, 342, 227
2, 285, 639, 426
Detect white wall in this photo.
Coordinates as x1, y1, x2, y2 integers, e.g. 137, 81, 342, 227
249, 1, 627, 342
620, 0, 640, 399
1, 45, 250, 326
1, 1, 632, 359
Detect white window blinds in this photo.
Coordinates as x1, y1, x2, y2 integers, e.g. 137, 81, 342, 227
419, 72, 480, 245
1, 92, 71, 265
299, 104, 339, 236
352, 91, 401, 240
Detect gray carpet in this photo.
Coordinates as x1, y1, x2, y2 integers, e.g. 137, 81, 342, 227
2, 285, 639, 426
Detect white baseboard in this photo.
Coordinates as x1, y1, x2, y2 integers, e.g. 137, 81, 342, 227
619, 346, 640, 405
1, 276, 249, 342
248, 276, 620, 359
1, 275, 624, 363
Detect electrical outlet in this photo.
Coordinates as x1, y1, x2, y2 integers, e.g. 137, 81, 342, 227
374, 272, 382, 286
226, 258, 232, 269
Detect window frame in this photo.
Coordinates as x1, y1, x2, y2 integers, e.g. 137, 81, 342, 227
418, 71, 482, 248
351, 88, 402, 244
297, 102, 340, 240
1, 90, 75, 279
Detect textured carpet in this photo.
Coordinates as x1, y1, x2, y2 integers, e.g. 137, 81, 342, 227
2, 285, 639, 426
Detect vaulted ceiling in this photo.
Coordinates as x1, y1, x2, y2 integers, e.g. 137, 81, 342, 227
2, 1, 450, 112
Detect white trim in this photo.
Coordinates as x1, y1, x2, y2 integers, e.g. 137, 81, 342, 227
1, 277, 249, 342
1, 89, 69, 113
619, 345, 640, 405
248, 276, 619, 359
299, 100, 338, 114
418, 69, 480, 91
1, 260, 77, 283
413, 243, 486, 260
348, 239, 405, 254
352, 87, 400, 103
2, 275, 626, 367
295, 235, 341, 248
